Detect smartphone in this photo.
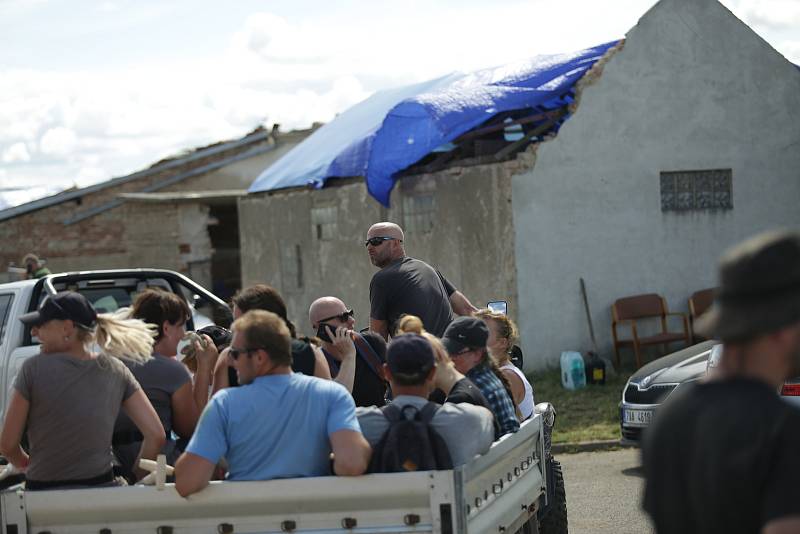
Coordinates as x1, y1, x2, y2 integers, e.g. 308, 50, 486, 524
487, 300, 508, 315
316, 323, 333, 343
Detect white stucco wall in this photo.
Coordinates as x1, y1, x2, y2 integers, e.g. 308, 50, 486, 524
512, 0, 800, 370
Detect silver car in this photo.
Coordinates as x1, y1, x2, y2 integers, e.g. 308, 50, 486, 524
620, 340, 800, 444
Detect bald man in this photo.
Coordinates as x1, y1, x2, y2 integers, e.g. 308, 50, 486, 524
310, 297, 388, 407
365, 222, 476, 339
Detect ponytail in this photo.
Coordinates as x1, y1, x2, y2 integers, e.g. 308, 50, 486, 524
396, 314, 425, 335
483, 351, 515, 402
90, 314, 157, 363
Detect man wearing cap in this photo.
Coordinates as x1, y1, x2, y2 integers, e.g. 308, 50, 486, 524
174, 310, 371, 497
366, 222, 477, 339
442, 317, 519, 438
356, 334, 494, 466
642, 231, 800, 534
309, 296, 388, 407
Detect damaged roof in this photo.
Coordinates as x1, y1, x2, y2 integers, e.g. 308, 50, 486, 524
249, 40, 621, 206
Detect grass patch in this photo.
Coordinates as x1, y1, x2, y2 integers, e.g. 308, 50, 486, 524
530, 369, 629, 444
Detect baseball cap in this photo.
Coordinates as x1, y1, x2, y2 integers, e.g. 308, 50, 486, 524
386, 333, 435, 377
441, 316, 489, 354
19, 292, 97, 329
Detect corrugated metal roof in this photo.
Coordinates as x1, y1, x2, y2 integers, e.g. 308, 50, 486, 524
0, 129, 271, 223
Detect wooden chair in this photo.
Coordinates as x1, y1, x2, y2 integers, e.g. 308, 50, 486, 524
688, 288, 716, 343
611, 293, 690, 369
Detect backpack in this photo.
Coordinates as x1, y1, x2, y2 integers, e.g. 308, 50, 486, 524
368, 402, 453, 473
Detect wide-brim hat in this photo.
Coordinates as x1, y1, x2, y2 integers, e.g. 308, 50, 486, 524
695, 230, 800, 342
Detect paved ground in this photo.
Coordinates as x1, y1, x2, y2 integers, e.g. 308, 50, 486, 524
558, 448, 655, 534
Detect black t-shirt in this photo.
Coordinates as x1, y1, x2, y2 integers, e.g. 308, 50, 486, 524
643, 378, 800, 534
446, 378, 491, 409
323, 337, 386, 408
369, 257, 456, 337
227, 338, 317, 387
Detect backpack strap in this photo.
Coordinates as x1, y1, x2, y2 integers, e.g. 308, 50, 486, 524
380, 402, 403, 423
353, 333, 387, 383
418, 402, 440, 425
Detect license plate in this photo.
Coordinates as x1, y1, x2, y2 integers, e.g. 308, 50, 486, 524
623, 408, 653, 426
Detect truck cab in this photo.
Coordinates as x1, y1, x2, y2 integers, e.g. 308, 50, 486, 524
0, 269, 232, 421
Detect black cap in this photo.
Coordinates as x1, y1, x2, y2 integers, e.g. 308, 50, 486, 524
442, 316, 489, 354
386, 334, 435, 377
19, 292, 97, 329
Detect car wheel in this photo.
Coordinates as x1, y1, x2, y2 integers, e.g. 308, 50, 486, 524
538, 456, 568, 534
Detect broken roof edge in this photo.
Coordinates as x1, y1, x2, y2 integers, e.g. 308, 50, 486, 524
366, 40, 623, 206
0, 127, 273, 223
245, 176, 364, 198
569, 39, 626, 112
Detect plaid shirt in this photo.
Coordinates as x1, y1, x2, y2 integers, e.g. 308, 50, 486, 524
467, 363, 520, 438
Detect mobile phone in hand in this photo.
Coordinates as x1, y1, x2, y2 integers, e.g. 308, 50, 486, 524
316, 323, 333, 343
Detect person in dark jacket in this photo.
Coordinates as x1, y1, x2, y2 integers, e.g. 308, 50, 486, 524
309, 296, 387, 406
212, 284, 330, 394
643, 231, 800, 534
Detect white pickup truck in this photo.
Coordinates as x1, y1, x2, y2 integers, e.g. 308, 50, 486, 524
0, 270, 567, 534
0, 269, 232, 420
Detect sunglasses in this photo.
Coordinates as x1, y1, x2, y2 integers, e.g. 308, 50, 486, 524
364, 236, 400, 247
318, 309, 355, 323
229, 346, 262, 360
450, 348, 472, 357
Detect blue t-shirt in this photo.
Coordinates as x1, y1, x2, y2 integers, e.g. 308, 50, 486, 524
186, 373, 361, 481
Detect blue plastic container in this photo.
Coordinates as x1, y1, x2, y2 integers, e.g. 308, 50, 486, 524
560, 351, 587, 390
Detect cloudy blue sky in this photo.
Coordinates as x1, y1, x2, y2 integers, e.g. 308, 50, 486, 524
1, 0, 798, 209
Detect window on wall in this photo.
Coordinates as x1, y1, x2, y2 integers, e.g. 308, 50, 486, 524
279, 243, 303, 291
311, 205, 338, 241
402, 194, 435, 234
660, 169, 733, 212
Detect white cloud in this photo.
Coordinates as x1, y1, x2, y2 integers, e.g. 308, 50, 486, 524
39, 126, 78, 156
726, 0, 800, 30
779, 40, 800, 63
2, 142, 31, 163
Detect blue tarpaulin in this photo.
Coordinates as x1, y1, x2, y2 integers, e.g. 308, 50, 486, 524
249, 40, 621, 206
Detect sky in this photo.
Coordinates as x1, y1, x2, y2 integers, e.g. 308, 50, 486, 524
0, 0, 798, 209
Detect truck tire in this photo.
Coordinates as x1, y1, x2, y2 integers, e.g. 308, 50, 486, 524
538, 457, 568, 534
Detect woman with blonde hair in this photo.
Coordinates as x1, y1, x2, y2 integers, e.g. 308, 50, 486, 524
475, 309, 535, 421
0, 292, 165, 489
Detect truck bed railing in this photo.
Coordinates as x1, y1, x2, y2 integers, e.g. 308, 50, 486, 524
1, 416, 544, 534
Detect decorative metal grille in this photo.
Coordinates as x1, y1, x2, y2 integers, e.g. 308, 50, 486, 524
402, 194, 435, 234
660, 169, 732, 212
